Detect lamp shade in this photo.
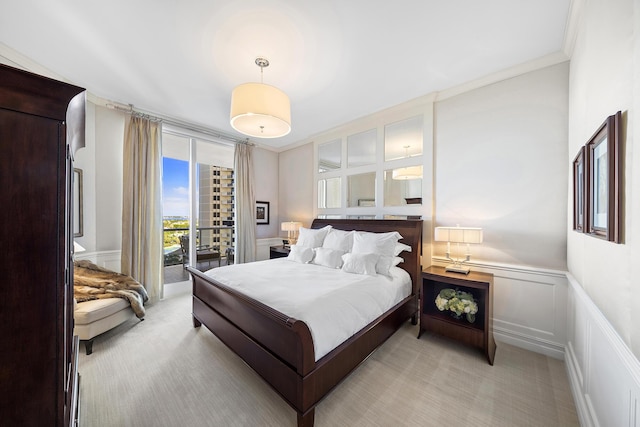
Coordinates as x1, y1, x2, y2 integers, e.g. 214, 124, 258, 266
230, 82, 291, 138
281, 221, 302, 232
434, 226, 483, 244
392, 165, 422, 180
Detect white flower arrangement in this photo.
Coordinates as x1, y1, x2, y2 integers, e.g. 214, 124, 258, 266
435, 288, 478, 323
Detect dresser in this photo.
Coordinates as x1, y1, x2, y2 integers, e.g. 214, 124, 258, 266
0, 64, 85, 426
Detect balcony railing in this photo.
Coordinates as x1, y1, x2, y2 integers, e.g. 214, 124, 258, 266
163, 225, 234, 267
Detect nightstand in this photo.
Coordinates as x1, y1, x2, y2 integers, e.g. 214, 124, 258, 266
269, 245, 291, 259
418, 266, 496, 365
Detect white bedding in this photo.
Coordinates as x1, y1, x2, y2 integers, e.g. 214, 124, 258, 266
204, 258, 412, 361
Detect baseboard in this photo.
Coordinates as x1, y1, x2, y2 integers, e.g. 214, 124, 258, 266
256, 237, 285, 261
494, 326, 566, 360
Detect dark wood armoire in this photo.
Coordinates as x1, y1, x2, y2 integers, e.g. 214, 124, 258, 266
0, 64, 85, 426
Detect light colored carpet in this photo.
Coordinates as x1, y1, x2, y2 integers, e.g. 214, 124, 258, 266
78, 290, 579, 427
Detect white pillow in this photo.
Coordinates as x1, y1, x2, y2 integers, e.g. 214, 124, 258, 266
376, 255, 404, 276
313, 247, 344, 269
394, 242, 412, 256
297, 225, 332, 248
286, 245, 315, 264
352, 231, 403, 257
341, 252, 379, 276
322, 229, 354, 252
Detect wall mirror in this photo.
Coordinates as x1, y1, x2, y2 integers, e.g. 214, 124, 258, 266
383, 167, 422, 206
347, 129, 376, 167
384, 116, 423, 161
318, 139, 342, 172
347, 172, 376, 207
318, 177, 341, 208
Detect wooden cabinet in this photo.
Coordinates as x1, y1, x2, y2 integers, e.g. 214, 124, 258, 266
270, 245, 291, 259
0, 64, 85, 426
419, 266, 496, 365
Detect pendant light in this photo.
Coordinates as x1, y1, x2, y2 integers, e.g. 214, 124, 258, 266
230, 57, 291, 138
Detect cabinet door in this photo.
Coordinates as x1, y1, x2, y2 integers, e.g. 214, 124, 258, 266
0, 108, 65, 425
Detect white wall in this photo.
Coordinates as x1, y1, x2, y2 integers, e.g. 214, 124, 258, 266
74, 104, 125, 255
564, 0, 640, 425
435, 62, 570, 270
278, 143, 315, 230
94, 107, 125, 252
253, 146, 279, 239
567, 0, 639, 359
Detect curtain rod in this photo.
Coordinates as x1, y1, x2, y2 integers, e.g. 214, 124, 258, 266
105, 102, 252, 146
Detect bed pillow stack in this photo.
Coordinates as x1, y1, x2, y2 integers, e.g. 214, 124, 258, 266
342, 231, 404, 276
312, 228, 354, 269
286, 225, 412, 277
287, 225, 332, 264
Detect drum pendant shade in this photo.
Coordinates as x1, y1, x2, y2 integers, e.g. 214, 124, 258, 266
230, 60, 291, 139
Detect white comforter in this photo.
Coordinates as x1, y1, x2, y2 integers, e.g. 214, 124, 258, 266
204, 258, 411, 361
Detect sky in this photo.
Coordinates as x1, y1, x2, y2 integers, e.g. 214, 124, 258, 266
162, 158, 189, 217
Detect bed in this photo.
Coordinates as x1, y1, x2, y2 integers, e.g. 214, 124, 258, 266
187, 218, 423, 426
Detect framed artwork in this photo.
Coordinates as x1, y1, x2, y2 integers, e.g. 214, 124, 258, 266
586, 111, 621, 242
256, 201, 270, 225
572, 147, 586, 232
73, 168, 84, 237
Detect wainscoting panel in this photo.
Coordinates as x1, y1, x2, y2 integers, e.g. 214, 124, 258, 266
566, 273, 640, 427
256, 237, 285, 261
75, 250, 121, 272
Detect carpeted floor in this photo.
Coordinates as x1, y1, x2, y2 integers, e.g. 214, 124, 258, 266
78, 289, 579, 427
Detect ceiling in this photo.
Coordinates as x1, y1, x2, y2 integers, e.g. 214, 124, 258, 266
1, 0, 571, 150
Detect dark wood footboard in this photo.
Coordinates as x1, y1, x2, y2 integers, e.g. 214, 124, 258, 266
188, 218, 422, 426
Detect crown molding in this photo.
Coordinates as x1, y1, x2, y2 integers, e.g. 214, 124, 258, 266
562, 0, 584, 58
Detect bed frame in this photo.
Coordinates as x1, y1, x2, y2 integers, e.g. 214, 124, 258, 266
187, 218, 423, 426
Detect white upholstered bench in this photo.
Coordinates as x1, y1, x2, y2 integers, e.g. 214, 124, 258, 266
74, 298, 136, 355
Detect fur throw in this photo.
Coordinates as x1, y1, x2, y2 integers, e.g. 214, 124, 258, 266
74, 260, 148, 318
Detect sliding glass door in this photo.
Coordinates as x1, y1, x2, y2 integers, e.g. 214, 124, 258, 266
162, 129, 235, 286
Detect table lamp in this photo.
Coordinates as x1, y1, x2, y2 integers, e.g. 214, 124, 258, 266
281, 221, 302, 246
434, 225, 483, 274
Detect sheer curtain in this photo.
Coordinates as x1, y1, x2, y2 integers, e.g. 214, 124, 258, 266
234, 142, 256, 263
121, 115, 163, 303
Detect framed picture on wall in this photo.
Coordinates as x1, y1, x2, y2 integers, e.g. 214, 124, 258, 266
256, 201, 270, 225
73, 168, 84, 237
585, 111, 621, 243
572, 147, 586, 232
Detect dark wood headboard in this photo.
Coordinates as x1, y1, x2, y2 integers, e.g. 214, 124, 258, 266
311, 218, 423, 295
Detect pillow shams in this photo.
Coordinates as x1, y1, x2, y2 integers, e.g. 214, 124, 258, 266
322, 228, 354, 252
313, 247, 344, 269
352, 231, 403, 257
376, 255, 404, 276
287, 245, 315, 264
297, 225, 331, 248
341, 252, 378, 276
394, 242, 412, 256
